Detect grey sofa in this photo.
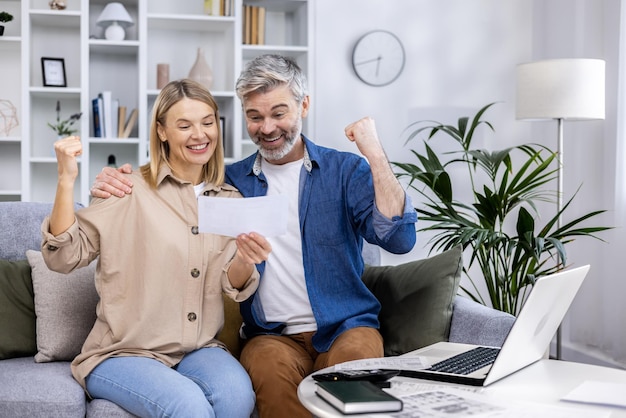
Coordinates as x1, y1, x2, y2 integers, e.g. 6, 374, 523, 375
0, 201, 514, 417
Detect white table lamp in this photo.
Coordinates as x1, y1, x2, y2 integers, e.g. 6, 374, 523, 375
97, 2, 134, 41
516, 58, 605, 360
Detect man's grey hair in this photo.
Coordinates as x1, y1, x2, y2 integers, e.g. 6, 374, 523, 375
235, 54, 308, 104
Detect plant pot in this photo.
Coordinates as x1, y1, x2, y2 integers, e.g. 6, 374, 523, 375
0, 26, 5, 36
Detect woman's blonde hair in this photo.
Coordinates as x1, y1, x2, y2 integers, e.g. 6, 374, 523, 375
141, 79, 224, 187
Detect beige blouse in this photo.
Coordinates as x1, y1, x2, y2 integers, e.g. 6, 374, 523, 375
41, 167, 259, 390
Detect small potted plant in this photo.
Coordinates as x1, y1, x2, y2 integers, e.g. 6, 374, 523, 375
0, 11, 13, 36
48, 100, 82, 137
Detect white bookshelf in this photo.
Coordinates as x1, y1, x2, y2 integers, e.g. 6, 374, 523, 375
0, 0, 313, 205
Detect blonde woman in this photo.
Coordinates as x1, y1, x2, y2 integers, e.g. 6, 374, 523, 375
42, 79, 270, 418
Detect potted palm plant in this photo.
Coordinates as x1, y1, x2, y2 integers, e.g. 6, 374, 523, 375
392, 102, 610, 315
0, 11, 13, 36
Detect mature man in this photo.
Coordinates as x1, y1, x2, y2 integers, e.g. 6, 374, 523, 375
91, 54, 417, 418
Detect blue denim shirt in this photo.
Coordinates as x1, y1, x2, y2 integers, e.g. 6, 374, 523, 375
225, 136, 417, 352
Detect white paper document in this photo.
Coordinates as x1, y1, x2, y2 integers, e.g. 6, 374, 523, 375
368, 384, 610, 418
562, 380, 626, 408
333, 357, 428, 372
198, 195, 288, 238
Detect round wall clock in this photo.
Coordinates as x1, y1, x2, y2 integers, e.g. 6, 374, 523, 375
351, 30, 406, 87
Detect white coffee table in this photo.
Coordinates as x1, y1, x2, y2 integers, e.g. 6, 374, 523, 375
298, 359, 626, 417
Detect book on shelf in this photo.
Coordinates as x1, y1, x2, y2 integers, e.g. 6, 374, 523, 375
92, 92, 138, 139
91, 96, 104, 138
111, 98, 119, 139
98, 91, 113, 139
251, 6, 258, 45
222, 0, 233, 16
243, 5, 266, 45
220, 116, 229, 157
315, 381, 403, 415
120, 108, 138, 139
243, 5, 251, 44
117, 106, 127, 138
257, 6, 265, 45
204, 0, 234, 16
204, 0, 220, 16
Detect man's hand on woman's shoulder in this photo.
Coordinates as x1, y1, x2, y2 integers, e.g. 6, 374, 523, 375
91, 163, 134, 198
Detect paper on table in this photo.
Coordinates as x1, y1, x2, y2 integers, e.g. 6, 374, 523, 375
561, 380, 626, 408
371, 387, 610, 418
198, 195, 288, 237
333, 357, 428, 372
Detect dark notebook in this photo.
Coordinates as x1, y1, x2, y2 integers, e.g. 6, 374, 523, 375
315, 380, 403, 414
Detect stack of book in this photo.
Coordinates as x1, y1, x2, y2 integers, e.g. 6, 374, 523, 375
204, 0, 234, 17
242, 5, 266, 45
92, 91, 138, 139
315, 381, 403, 414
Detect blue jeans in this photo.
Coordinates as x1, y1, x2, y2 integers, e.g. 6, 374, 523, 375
85, 347, 255, 418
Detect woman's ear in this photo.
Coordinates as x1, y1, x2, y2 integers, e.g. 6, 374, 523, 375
156, 122, 166, 142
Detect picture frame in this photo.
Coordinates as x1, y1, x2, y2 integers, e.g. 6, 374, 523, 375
41, 57, 67, 87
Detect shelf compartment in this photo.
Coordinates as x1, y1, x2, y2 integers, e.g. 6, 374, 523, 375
148, 14, 234, 33
30, 95, 82, 159
242, 0, 308, 47
88, 142, 139, 185
29, 15, 81, 88
0, 142, 21, 193
30, 160, 81, 204
146, 25, 235, 92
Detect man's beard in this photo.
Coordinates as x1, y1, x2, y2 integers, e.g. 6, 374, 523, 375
254, 121, 302, 162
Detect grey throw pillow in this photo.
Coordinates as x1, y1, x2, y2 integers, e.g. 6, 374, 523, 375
362, 246, 462, 356
26, 250, 98, 362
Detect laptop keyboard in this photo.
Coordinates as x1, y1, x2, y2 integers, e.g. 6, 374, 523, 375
427, 346, 500, 375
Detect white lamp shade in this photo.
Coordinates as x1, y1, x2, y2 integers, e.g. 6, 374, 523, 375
516, 58, 605, 121
96, 2, 134, 28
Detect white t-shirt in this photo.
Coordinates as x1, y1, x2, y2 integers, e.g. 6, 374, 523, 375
256, 158, 317, 334
193, 182, 206, 198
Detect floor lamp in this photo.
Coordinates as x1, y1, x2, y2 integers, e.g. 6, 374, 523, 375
515, 58, 605, 360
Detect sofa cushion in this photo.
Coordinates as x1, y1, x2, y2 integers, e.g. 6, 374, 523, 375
361, 246, 462, 356
0, 357, 86, 417
26, 250, 98, 363
0, 202, 84, 261
0, 259, 37, 359
87, 399, 137, 417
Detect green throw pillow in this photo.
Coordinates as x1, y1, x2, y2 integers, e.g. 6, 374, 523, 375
362, 246, 462, 356
0, 259, 37, 359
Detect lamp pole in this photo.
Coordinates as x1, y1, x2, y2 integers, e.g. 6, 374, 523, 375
556, 117, 564, 360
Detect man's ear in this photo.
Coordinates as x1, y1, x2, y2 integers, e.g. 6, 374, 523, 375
301, 95, 310, 119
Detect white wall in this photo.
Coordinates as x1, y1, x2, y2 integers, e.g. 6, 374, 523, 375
312, 0, 625, 368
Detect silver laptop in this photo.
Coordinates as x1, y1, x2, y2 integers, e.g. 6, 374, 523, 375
398, 265, 590, 386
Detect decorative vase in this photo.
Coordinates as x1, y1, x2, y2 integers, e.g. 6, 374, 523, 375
157, 63, 170, 89
188, 48, 213, 89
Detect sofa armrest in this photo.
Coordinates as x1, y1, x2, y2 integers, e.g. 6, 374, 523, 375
448, 296, 515, 347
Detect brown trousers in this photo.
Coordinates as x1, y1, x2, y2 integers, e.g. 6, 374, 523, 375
240, 327, 384, 418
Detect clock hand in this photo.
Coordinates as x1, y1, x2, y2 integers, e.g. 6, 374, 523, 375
355, 56, 382, 66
